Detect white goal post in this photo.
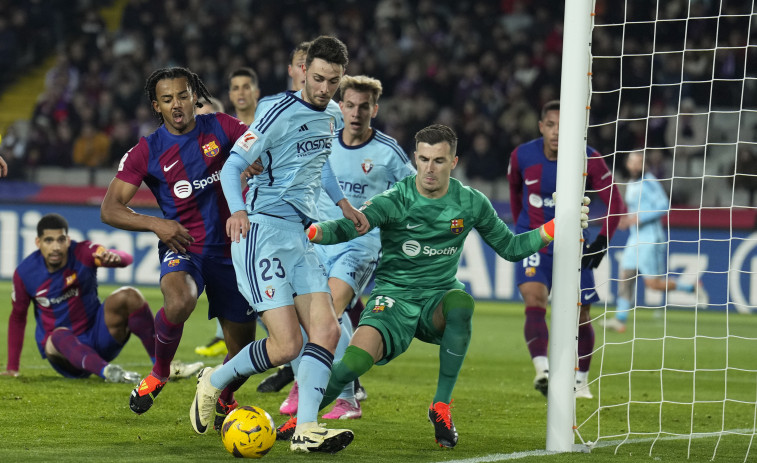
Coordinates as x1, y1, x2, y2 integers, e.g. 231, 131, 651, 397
551, 0, 757, 460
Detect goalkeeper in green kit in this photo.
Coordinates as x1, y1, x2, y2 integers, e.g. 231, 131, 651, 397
279, 124, 590, 449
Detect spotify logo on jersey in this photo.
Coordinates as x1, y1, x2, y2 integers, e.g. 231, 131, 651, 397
173, 180, 193, 199
402, 240, 421, 257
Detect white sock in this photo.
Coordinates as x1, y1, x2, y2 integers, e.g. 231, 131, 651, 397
576, 370, 589, 384
533, 355, 549, 374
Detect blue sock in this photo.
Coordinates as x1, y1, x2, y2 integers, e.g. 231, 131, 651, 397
616, 297, 631, 323
336, 318, 355, 400
677, 281, 694, 293
211, 338, 272, 389
297, 343, 334, 424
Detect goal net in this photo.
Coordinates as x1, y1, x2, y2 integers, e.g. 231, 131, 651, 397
575, 0, 757, 460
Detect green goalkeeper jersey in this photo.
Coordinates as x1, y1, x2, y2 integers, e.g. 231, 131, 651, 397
318, 175, 546, 293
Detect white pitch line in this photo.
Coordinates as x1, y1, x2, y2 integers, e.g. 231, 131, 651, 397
434, 429, 756, 463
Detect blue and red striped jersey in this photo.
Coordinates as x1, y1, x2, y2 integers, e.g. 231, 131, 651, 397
508, 137, 625, 251
116, 113, 247, 257
10, 241, 105, 362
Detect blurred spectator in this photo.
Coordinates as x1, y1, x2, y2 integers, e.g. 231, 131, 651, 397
0, 0, 751, 207
72, 122, 110, 167
664, 97, 707, 175
732, 145, 757, 204
108, 118, 136, 167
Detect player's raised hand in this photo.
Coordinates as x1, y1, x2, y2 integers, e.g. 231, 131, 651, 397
226, 210, 251, 243
337, 199, 370, 235
154, 219, 194, 253
93, 248, 121, 267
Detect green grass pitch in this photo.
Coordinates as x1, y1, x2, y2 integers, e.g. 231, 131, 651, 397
0, 281, 754, 462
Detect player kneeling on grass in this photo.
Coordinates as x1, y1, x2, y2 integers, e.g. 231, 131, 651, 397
276, 124, 591, 448
3, 214, 154, 382
2, 213, 203, 383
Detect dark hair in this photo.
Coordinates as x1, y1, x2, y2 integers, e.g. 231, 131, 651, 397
37, 213, 68, 236
305, 36, 348, 69
541, 100, 560, 120
228, 67, 258, 87
144, 67, 214, 124
414, 124, 458, 156
290, 41, 312, 63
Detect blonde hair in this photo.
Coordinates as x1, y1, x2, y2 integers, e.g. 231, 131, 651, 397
339, 75, 383, 106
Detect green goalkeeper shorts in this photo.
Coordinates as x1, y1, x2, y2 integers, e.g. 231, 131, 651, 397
359, 288, 448, 365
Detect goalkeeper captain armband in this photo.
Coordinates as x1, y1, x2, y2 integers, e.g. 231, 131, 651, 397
541, 219, 555, 242
306, 224, 318, 242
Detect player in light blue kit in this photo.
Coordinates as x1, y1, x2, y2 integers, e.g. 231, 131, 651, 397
604, 150, 706, 333
190, 36, 367, 454
277, 75, 416, 421
253, 41, 309, 395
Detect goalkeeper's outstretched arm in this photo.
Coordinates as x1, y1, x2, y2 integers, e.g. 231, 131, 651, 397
307, 216, 371, 245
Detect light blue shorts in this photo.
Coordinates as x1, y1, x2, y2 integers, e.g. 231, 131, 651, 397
314, 241, 378, 307
231, 214, 329, 312
621, 241, 666, 276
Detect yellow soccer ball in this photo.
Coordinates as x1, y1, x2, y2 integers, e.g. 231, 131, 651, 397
221, 405, 276, 458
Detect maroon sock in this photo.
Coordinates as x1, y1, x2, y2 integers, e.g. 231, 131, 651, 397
153, 308, 183, 380
348, 298, 365, 329
128, 303, 156, 361
524, 306, 549, 358
50, 329, 108, 378
577, 320, 595, 372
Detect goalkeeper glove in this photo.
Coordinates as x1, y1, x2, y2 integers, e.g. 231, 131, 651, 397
581, 234, 608, 269
306, 224, 319, 242
541, 196, 591, 242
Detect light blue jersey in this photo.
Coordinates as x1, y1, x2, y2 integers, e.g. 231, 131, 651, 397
228, 90, 344, 222
621, 172, 669, 274
220, 90, 345, 311
317, 128, 416, 253
255, 91, 288, 120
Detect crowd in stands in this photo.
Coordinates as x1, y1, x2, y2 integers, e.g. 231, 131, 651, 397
0, 0, 755, 206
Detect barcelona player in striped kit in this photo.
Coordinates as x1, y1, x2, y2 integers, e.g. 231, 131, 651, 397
508, 100, 626, 399
3, 213, 154, 383
101, 67, 262, 422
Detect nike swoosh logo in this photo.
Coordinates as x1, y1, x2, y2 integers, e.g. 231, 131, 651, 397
246, 308, 255, 316
446, 349, 464, 357
311, 430, 330, 436
525, 179, 539, 185
192, 396, 208, 433
406, 223, 422, 229
163, 160, 179, 172
36, 289, 48, 296
601, 171, 611, 180
584, 291, 597, 299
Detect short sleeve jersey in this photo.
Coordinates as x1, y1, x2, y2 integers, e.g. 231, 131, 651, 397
12, 240, 105, 356
508, 137, 623, 252
116, 113, 247, 257
625, 172, 669, 245
316, 128, 415, 253
232, 90, 344, 221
